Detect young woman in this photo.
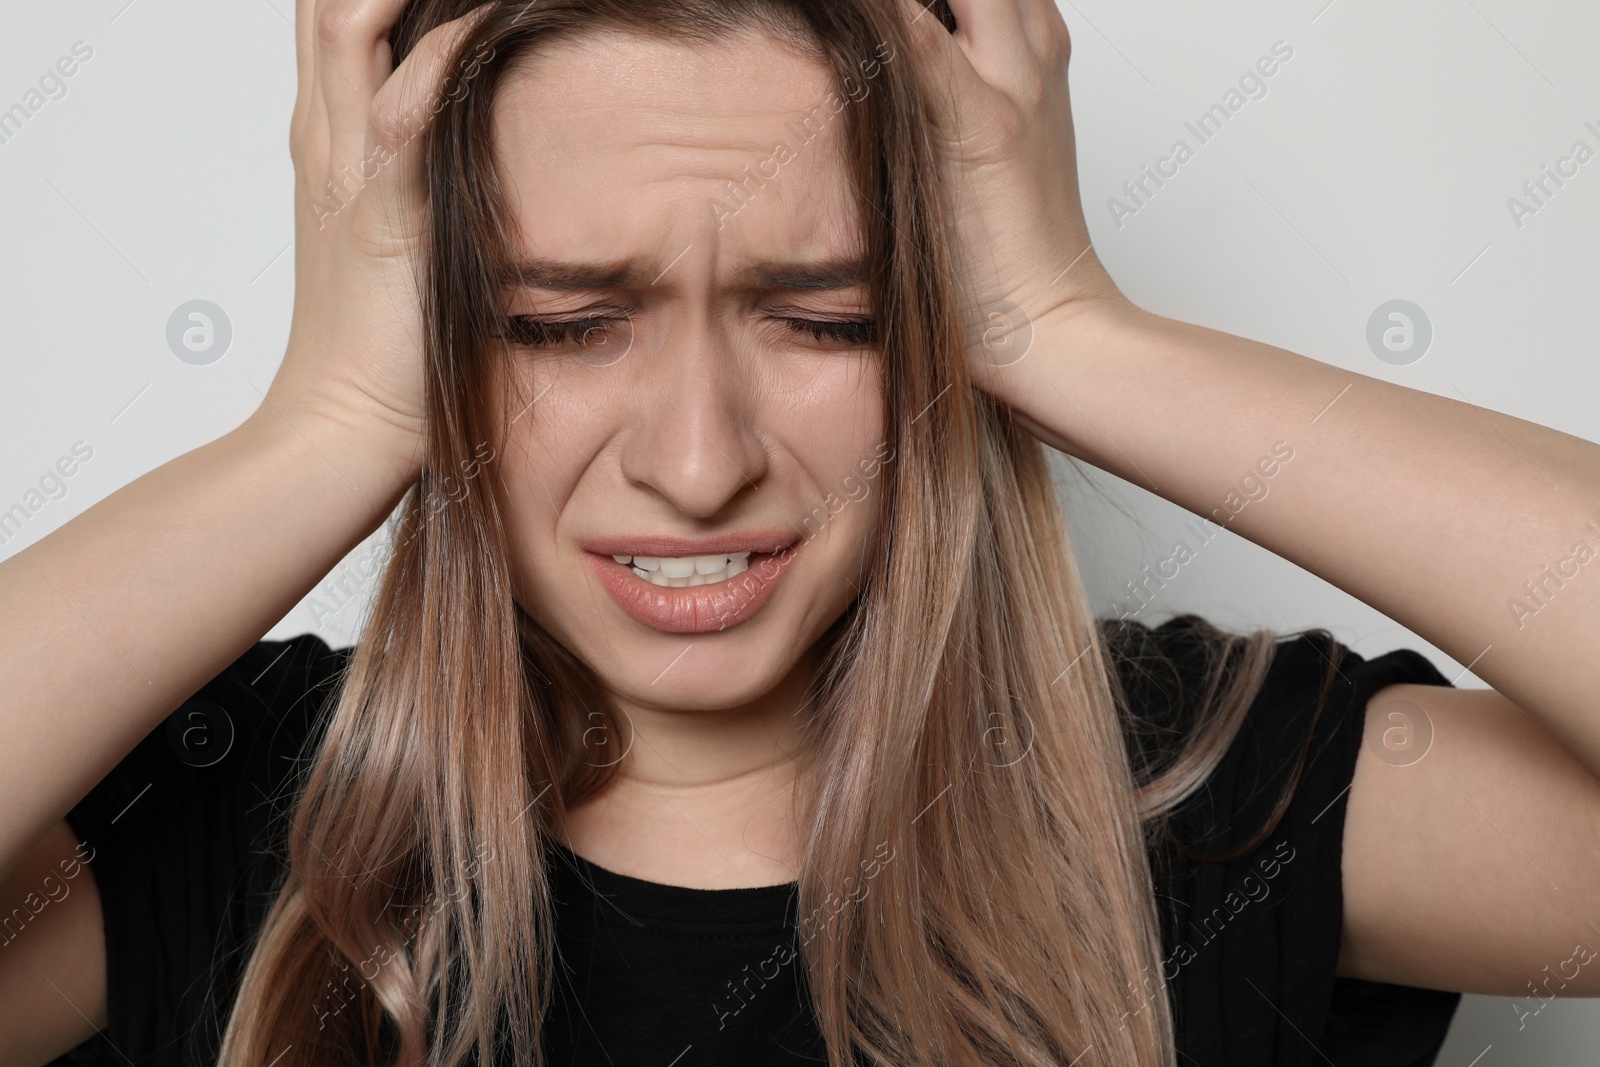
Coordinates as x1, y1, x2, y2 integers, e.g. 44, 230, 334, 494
2, 0, 1597, 1064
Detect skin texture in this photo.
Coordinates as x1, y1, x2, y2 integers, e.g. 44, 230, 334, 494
2, 0, 1600, 1060
485, 31, 885, 889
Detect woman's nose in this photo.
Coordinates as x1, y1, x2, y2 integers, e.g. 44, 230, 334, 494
618, 325, 769, 520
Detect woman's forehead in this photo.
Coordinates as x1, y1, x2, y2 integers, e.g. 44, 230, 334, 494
487, 30, 868, 289
500, 25, 834, 110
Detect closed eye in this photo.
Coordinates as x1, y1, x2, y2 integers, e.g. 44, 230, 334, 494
499, 314, 878, 350
779, 317, 878, 347
500, 315, 630, 348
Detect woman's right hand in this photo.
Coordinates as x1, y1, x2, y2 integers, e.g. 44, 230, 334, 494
265, 0, 494, 487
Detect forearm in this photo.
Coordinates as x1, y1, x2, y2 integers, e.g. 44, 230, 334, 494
1004, 301, 1600, 769
0, 403, 414, 876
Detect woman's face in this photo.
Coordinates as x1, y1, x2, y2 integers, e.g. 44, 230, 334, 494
486, 28, 889, 716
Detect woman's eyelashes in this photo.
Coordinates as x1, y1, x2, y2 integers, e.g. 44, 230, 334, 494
777, 316, 878, 347
499, 312, 878, 351
500, 315, 628, 349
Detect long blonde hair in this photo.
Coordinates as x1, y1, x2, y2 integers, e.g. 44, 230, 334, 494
220, 2, 1320, 1064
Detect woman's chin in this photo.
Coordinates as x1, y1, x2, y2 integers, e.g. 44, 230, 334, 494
590, 649, 800, 713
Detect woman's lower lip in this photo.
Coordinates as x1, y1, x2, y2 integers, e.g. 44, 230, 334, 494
584, 550, 792, 634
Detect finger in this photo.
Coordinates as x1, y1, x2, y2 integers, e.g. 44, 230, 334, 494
897, 0, 990, 107
293, 0, 316, 122
943, 0, 1068, 89
941, 0, 1030, 55
313, 0, 412, 164
945, 0, 1076, 107
364, 8, 496, 194
290, 0, 321, 165
1010, 0, 1072, 62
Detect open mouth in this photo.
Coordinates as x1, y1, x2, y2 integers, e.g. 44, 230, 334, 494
583, 541, 795, 634
582, 531, 800, 630
609, 552, 752, 588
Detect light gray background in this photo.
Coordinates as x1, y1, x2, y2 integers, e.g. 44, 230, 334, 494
1, 1, 1595, 1061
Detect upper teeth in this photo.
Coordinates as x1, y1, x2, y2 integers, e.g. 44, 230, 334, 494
611, 552, 751, 587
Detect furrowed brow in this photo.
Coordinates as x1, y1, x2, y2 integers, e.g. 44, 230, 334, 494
740, 258, 870, 292
497, 256, 652, 290
496, 255, 872, 292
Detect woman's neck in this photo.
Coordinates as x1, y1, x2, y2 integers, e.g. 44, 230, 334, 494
560, 651, 817, 889
562, 752, 805, 889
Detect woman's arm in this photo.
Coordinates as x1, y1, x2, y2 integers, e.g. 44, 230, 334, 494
1007, 306, 1600, 995
904, 0, 1600, 766
0, 409, 411, 879
0, 0, 496, 887
1341, 682, 1600, 995
1004, 303, 1600, 769
0, 1, 492, 1055
0, 405, 412, 1063
903, 0, 1600, 993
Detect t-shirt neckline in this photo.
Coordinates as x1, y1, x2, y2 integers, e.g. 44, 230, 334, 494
546, 839, 799, 931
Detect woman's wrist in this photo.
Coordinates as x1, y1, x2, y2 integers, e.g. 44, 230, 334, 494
241, 386, 423, 524
974, 289, 1155, 457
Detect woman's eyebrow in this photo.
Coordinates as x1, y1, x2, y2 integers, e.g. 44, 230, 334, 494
496, 256, 650, 290
740, 258, 869, 292
495, 255, 870, 292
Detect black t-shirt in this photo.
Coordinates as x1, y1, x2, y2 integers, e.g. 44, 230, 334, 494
47, 617, 1462, 1066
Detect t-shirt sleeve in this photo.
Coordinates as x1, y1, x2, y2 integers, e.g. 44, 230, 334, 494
50, 634, 349, 1067
1104, 614, 1463, 1067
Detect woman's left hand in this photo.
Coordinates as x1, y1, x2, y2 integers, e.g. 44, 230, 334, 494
899, 0, 1126, 397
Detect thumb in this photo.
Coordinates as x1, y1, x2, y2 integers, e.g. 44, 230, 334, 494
895, 0, 990, 123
